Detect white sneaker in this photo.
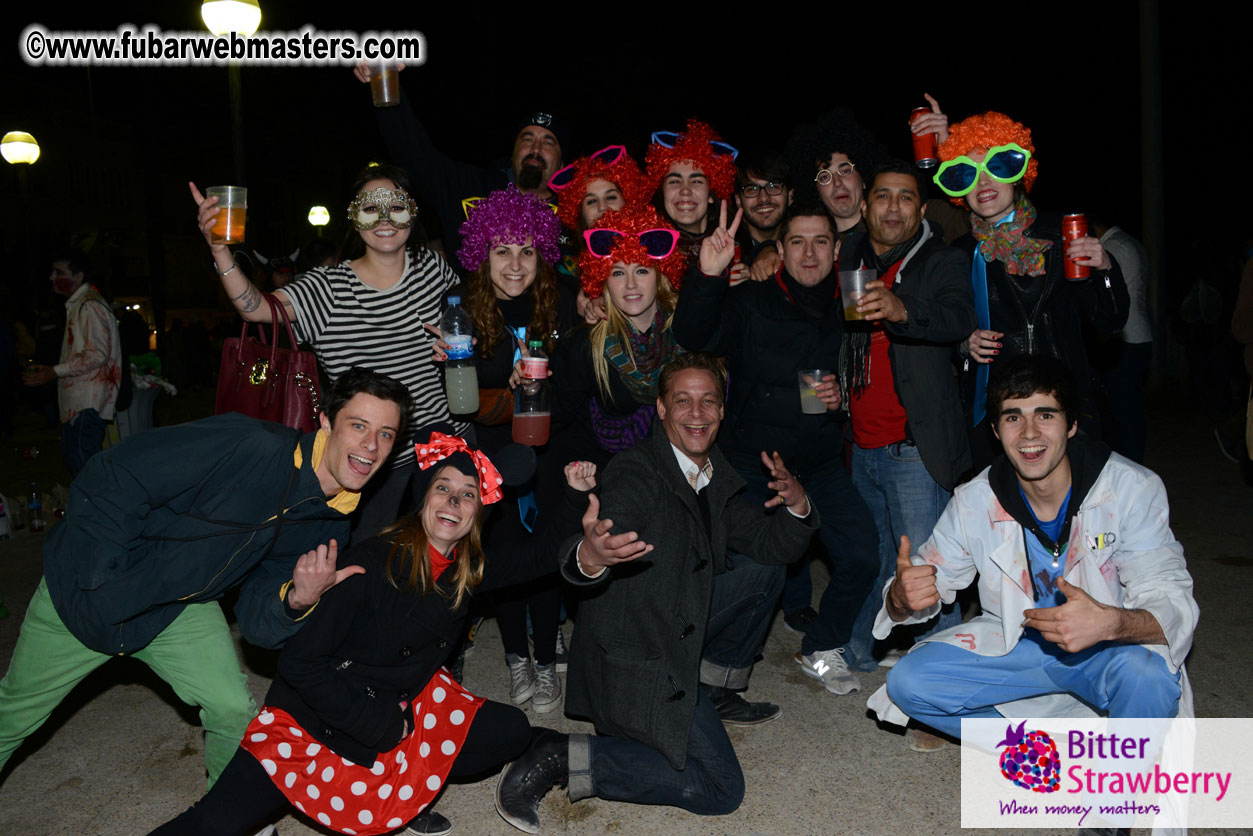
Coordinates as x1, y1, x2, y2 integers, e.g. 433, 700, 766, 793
531, 662, 562, 714
795, 648, 861, 695
251, 827, 277, 836
507, 654, 535, 705
879, 648, 905, 668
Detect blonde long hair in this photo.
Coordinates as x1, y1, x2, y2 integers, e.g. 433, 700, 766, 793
589, 269, 678, 402
381, 467, 488, 610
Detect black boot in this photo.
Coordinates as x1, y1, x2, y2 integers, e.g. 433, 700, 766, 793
704, 685, 781, 725
495, 728, 568, 833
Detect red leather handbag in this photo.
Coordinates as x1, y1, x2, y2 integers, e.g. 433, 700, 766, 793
214, 294, 323, 433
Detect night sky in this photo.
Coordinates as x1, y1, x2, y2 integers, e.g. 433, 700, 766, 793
0, 3, 1247, 323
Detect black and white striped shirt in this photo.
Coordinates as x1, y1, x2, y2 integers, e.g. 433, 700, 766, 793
283, 248, 469, 465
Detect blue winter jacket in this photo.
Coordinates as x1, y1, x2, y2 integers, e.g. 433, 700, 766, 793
43, 414, 354, 655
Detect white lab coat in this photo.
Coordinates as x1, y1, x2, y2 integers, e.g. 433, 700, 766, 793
867, 452, 1197, 726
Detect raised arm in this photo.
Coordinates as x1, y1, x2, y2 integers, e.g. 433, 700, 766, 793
672, 202, 747, 354
359, 70, 502, 245
189, 181, 293, 324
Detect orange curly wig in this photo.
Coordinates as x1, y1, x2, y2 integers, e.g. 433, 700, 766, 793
577, 205, 688, 300
644, 118, 738, 202
551, 149, 649, 233
938, 111, 1039, 205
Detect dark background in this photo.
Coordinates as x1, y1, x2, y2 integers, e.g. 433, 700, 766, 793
0, 2, 1247, 332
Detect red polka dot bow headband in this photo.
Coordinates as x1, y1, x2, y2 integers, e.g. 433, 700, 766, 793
415, 432, 505, 505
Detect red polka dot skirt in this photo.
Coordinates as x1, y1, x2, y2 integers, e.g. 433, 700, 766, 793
239, 669, 483, 835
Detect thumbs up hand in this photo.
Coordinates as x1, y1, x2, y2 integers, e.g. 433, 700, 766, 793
1022, 577, 1117, 653
886, 535, 940, 621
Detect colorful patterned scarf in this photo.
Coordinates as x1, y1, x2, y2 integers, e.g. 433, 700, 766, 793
970, 194, 1051, 277
604, 308, 682, 404
590, 401, 656, 454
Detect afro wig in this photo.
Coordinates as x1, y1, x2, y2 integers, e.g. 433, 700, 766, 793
644, 118, 738, 202
456, 185, 562, 272
577, 204, 688, 300
549, 146, 650, 233
784, 108, 887, 205
938, 111, 1039, 203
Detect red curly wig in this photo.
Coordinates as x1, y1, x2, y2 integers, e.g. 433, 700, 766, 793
644, 118, 738, 202
551, 149, 649, 234
577, 205, 688, 300
938, 111, 1039, 205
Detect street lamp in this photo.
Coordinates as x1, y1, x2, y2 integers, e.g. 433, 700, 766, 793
201, 0, 262, 36
4, 131, 40, 322
1, 131, 40, 165
201, 1, 261, 183
308, 206, 330, 227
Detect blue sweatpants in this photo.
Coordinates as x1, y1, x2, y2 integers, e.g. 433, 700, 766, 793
886, 631, 1182, 739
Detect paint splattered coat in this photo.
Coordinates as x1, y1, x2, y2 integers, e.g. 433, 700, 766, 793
867, 448, 1198, 726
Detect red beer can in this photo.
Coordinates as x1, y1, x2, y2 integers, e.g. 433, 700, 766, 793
910, 107, 939, 169
1062, 213, 1090, 279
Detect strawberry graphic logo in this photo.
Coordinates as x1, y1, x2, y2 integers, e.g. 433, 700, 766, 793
996, 721, 1061, 793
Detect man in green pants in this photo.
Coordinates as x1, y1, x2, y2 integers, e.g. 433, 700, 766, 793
0, 369, 408, 787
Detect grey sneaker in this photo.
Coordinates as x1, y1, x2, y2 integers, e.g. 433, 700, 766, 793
795, 648, 861, 695
553, 629, 569, 673
531, 662, 562, 714
507, 653, 535, 705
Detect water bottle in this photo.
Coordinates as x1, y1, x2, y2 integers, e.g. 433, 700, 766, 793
513, 340, 551, 446
28, 483, 45, 533
440, 296, 479, 414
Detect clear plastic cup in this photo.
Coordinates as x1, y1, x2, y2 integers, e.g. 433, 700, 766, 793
798, 369, 830, 415
207, 185, 247, 244
371, 62, 400, 107
839, 268, 876, 321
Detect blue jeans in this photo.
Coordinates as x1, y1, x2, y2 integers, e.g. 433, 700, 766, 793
886, 632, 1183, 739
564, 554, 779, 814
700, 551, 784, 690
572, 690, 744, 814
725, 452, 878, 657
61, 408, 107, 477
845, 442, 960, 670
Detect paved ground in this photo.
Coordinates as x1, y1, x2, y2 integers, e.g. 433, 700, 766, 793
0, 389, 1248, 835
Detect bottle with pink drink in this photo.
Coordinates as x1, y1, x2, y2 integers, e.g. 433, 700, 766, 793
512, 340, 551, 446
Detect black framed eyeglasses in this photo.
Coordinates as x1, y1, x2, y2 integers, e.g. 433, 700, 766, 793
739, 181, 786, 198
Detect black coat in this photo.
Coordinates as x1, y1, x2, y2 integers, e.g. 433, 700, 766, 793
559, 426, 818, 769
953, 211, 1128, 429
672, 265, 846, 470
842, 221, 975, 491
265, 534, 553, 767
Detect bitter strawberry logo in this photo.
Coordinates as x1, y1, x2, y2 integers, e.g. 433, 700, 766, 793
997, 721, 1061, 793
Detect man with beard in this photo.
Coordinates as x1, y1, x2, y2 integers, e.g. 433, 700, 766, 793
733, 152, 794, 283
833, 162, 973, 728
674, 203, 880, 699
355, 63, 565, 258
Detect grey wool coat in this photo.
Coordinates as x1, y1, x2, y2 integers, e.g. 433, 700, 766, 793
560, 425, 819, 769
